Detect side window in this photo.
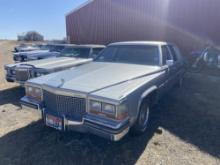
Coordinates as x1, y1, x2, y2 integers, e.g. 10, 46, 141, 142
95, 47, 117, 62
173, 45, 183, 61
168, 45, 178, 62
162, 46, 172, 65
92, 48, 104, 58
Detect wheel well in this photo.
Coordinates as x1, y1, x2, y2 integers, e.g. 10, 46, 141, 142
141, 89, 158, 108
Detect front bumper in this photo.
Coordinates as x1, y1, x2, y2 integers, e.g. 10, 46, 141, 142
20, 96, 43, 118
83, 114, 130, 141
6, 75, 16, 82
6, 74, 27, 85
5, 67, 16, 82
20, 96, 130, 141
13, 56, 27, 62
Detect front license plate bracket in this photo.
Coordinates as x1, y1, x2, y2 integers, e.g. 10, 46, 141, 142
45, 114, 63, 131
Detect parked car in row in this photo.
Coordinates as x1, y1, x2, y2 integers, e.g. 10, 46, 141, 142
13, 44, 66, 62
5, 45, 105, 85
192, 46, 220, 72
14, 43, 40, 53
20, 41, 186, 141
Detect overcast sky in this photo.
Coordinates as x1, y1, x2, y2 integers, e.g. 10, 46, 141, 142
0, 0, 87, 40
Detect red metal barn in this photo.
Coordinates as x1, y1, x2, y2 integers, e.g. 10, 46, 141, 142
66, 0, 220, 56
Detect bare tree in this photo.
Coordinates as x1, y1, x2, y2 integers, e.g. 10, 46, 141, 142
17, 31, 44, 41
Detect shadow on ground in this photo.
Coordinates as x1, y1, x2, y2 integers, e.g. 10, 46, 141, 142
0, 86, 24, 106
0, 118, 160, 165
0, 73, 219, 165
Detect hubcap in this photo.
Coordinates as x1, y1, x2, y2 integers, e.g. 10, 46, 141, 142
139, 105, 149, 128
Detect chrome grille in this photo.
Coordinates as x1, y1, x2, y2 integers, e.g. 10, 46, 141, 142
15, 69, 30, 81
43, 90, 86, 119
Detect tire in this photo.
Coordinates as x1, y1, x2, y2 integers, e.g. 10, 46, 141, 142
131, 99, 150, 135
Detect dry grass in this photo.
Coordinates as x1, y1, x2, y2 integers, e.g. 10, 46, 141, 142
0, 40, 19, 88
0, 41, 219, 165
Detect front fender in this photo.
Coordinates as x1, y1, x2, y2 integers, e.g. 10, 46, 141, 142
136, 86, 158, 120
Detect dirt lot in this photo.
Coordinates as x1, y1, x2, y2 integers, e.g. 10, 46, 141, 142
0, 41, 220, 165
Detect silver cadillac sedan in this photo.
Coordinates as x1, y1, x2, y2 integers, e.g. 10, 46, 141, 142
20, 41, 186, 141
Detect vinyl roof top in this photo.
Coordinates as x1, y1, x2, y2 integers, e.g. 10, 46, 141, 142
109, 41, 170, 46
65, 44, 106, 48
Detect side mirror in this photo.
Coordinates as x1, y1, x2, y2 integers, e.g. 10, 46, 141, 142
166, 60, 174, 66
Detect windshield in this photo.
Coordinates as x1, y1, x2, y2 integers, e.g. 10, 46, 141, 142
50, 45, 65, 52
95, 45, 160, 65
40, 45, 51, 50
60, 47, 90, 58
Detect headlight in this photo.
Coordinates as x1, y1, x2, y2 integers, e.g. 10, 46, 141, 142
89, 100, 127, 120
30, 71, 45, 78
11, 70, 16, 75
102, 103, 116, 115
116, 104, 128, 120
90, 100, 102, 112
25, 86, 42, 101
36, 73, 43, 77
5, 68, 15, 75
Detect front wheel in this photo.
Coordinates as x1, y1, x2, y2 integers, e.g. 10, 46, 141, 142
131, 100, 150, 135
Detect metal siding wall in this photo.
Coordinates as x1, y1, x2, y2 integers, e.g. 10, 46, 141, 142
66, 0, 220, 55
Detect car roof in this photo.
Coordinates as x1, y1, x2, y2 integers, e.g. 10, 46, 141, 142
65, 44, 106, 48
38, 43, 75, 46
109, 41, 172, 46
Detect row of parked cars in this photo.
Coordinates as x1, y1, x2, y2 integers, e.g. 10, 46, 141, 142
13, 43, 70, 62
6, 44, 105, 84
5, 41, 186, 141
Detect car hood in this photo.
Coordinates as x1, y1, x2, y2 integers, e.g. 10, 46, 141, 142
15, 57, 92, 70
14, 50, 49, 56
31, 62, 162, 94
27, 51, 59, 59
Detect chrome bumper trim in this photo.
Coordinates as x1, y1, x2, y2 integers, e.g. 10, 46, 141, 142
84, 114, 129, 130
20, 96, 42, 109
64, 117, 130, 141
113, 127, 130, 141
6, 75, 16, 81
21, 104, 42, 118
43, 112, 130, 141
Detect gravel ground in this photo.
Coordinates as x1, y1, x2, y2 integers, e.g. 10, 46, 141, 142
0, 41, 220, 165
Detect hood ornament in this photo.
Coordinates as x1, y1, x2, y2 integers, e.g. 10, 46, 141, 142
58, 78, 65, 88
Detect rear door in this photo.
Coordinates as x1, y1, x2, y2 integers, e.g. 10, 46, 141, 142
160, 45, 174, 93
